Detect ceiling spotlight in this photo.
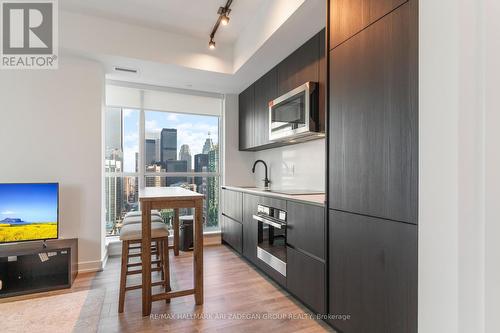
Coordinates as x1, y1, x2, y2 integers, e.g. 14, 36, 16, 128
208, 0, 233, 48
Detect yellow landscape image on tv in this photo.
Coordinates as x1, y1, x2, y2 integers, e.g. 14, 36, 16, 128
0, 183, 58, 243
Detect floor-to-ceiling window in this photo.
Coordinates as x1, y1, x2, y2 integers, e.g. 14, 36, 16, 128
104, 83, 222, 236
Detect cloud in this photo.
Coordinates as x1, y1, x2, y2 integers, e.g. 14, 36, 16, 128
1, 211, 15, 215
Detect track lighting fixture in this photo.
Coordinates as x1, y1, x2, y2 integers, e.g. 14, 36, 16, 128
208, 0, 233, 50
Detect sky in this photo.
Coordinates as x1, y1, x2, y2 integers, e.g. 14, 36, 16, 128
120, 109, 219, 173
0, 183, 58, 222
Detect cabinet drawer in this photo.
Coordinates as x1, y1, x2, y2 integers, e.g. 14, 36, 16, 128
221, 215, 242, 254
287, 246, 326, 313
286, 201, 325, 260
222, 189, 243, 222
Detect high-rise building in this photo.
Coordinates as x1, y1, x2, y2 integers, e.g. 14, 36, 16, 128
145, 164, 164, 187
145, 139, 156, 166
194, 153, 208, 189
202, 132, 214, 154
160, 128, 177, 166
179, 144, 192, 171
165, 160, 188, 186
105, 158, 123, 234
207, 145, 219, 229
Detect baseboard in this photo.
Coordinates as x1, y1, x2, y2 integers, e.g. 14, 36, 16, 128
78, 260, 104, 273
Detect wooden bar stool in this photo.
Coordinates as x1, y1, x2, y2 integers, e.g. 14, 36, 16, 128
118, 222, 171, 313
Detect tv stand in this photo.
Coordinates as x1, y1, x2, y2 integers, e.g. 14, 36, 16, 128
0, 238, 78, 298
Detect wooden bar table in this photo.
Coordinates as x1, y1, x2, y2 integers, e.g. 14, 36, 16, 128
139, 187, 204, 316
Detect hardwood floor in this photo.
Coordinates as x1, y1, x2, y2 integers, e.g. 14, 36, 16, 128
1, 244, 334, 333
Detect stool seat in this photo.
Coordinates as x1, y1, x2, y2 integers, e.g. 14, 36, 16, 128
120, 222, 168, 241
125, 210, 161, 218
122, 214, 163, 226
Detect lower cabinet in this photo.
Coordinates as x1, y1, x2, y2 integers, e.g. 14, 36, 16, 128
287, 246, 326, 314
328, 210, 417, 333
242, 193, 258, 264
221, 215, 242, 254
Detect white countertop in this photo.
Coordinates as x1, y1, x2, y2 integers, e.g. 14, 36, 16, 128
222, 186, 326, 207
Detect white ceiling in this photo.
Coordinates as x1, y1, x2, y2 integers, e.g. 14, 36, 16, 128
60, 0, 267, 43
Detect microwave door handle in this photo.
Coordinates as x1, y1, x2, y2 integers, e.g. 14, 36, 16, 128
252, 215, 283, 229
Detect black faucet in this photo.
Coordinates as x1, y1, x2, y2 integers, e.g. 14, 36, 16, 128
252, 160, 271, 188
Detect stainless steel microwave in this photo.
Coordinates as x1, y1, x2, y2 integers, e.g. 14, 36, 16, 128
268, 81, 324, 142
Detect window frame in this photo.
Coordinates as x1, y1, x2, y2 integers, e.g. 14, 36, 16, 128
105, 86, 224, 236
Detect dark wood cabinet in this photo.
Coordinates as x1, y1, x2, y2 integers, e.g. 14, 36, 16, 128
287, 246, 326, 314
328, 2, 417, 224
329, 0, 407, 49
277, 32, 320, 96
238, 29, 326, 151
328, 210, 417, 333
238, 84, 255, 150
221, 215, 243, 254
286, 202, 325, 260
242, 193, 259, 264
254, 68, 277, 147
222, 189, 243, 222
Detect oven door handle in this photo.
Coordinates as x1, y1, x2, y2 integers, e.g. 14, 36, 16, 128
252, 215, 285, 229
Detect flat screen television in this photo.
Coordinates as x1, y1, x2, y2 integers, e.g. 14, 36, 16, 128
0, 183, 59, 244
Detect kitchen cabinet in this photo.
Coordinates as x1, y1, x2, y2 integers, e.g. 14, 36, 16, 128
286, 201, 325, 260
277, 32, 320, 96
328, 2, 417, 224
253, 68, 277, 147
328, 210, 417, 333
222, 189, 242, 222
238, 84, 255, 150
287, 246, 326, 314
238, 29, 326, 151
242, 193, 258, 264
329, 0, 407, 49
221, 215, 242, 254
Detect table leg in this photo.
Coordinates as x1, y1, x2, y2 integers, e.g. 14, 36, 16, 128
141, 202, 152, 316
194, 199, 204, 305
173, 208, 179, 256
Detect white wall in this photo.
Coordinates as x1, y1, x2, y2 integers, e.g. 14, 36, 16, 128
0, 56, 105, 272
420, 0, 500, 332
483, 1, 500, 332
253, 140, 325, 191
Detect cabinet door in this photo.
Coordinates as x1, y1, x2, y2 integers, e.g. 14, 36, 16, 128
329, 0, 406, 49
222, 189, 242, 222
287, 246, 326, 314
238, 85, 255, 150
242, 193, 258, 263
221, 215, 242, 254
328, 210, 417, 333
254, 68, 277, 148
329, 3, 417, 223
286, 201, 325, 260
277, 33, 319, 96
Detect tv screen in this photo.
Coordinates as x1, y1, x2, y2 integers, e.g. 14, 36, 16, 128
0, 183, 58, 244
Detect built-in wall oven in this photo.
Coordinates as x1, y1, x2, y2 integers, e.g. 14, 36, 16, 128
253, 204, 287, 276
268, 81, 324, 142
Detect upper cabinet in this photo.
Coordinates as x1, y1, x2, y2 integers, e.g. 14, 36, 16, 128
329, 0, 407, 49
238, 84, 255, 150
253, 68, 277, 147
328, 2, 417, 224
239, 29, 326, 151
277, 33, 320, 96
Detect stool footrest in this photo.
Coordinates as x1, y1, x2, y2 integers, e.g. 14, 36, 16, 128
127, 260, 161, 268
127, 267, 162, 275
125, 281, 166, 291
